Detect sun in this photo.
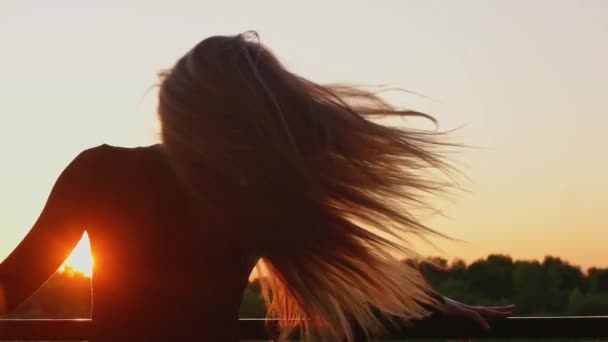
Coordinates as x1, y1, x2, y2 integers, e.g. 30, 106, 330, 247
60, 232, 94, 277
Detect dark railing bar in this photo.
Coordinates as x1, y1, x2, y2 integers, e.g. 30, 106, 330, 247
0, 317, 607, 340
394, 316, 608, 339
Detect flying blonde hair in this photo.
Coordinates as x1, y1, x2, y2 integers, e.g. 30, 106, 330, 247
157, 31, 455, 341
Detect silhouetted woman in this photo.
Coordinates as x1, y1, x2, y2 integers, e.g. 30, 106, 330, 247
0, 32, 513, 341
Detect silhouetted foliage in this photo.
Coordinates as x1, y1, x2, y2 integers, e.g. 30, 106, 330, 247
2, 256, 607, 319
245, 254, 608, 317
568, 288, 608, 315
2, 266, 91, 318
589, 268, 608, 293
417, 255, 608, 316
239, 279, 266, 318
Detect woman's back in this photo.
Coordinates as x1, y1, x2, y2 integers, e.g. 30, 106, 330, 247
0, 32, 459, 341
79, 144, 257, 341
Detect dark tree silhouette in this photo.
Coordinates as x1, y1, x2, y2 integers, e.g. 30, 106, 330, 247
2, 255, 607, 319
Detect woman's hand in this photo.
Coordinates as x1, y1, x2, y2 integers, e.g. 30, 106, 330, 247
439, 297, 515, 330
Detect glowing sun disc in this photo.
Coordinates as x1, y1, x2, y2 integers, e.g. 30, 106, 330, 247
60, 232, 94, 277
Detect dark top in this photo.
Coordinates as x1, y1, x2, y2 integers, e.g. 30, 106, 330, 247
0, 144, 258, 341
0, 144, 443, 341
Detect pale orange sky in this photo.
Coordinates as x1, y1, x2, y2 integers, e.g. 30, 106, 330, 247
0, 1, 607, 271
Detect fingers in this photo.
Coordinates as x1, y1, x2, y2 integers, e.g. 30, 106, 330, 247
442, 298, 514, 331
466, 309, 490, 330
465, 306, 515, 331
476, 307, 513, 318
485, 305, 516, 312
470, 304, 516, 314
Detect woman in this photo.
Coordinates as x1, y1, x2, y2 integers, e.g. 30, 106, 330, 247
0, 32, 513, 341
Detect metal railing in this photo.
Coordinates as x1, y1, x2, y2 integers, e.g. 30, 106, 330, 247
0, 316, 607, 340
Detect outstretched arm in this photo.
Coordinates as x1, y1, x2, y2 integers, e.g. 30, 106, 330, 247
0, 148, 101, 313
415, 285, 514, 329
373, 288, 514, 335
438, 297, 515, 329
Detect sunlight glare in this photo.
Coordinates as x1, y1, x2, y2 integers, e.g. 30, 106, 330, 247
60, 232, 94, 277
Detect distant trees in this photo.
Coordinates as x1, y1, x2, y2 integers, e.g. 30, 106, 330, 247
239, 255, 608, 318
589, 267, 608, 292
239, 280, 266, 318
2, 255, 607, 319
512, 261, 547, 313
568, 289, 608, 315
470, 255, 514, 301
417, 254, 608, 316
2, 266, 91, 318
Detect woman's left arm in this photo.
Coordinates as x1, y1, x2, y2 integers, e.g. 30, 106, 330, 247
438, 296, 515, 330
0, 148, 102, 313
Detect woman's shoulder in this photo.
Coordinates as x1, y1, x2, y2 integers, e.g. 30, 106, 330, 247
72, 143, 161, 171
88, 143, 160, 152
78, 143, 160, 158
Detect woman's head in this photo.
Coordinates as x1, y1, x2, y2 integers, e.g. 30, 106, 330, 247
157, 32, 455, 341
158, 32, 304, 178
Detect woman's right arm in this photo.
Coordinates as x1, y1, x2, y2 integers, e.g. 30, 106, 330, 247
0, 147, 103, 313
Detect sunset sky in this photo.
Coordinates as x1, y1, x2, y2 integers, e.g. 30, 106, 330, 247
0, 1, 606, 272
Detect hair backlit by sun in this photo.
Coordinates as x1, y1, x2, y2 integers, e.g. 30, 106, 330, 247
60, 232, 94, 277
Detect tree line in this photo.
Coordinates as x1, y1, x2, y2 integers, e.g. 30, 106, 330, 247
242, 254, 608, 317
2, 255, 607, 319
418, 254, 608, 316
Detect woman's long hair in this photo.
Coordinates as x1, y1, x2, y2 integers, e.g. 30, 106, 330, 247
157, 31, 455, 341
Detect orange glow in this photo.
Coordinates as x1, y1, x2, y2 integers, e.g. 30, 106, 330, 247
0, 3, 607, 272
60, 233, 94, 277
